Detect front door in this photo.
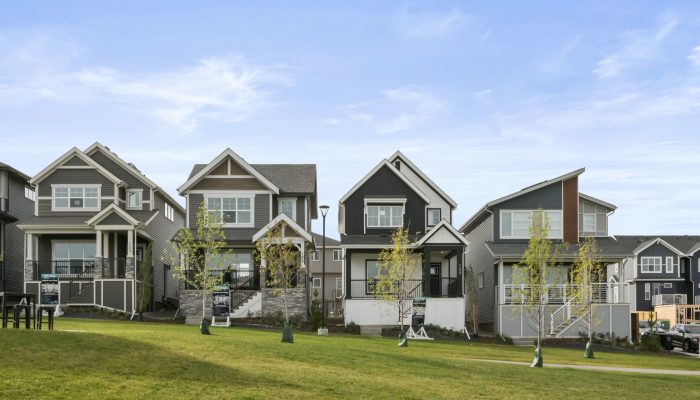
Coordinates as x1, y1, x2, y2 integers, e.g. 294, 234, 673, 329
430, 263, 441, 297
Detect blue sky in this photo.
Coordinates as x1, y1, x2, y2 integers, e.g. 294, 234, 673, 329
1, 1, 700, 238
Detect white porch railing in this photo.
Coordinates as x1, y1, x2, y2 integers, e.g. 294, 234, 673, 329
652, 293, 687, 306
500, 283, 629, 305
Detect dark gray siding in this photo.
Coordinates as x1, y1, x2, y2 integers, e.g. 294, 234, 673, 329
343, 165, 427, 236
97, 213, 129, 226
89, 149, 151, 199
188, 194, 203, 228
144, 192, 186, 304
690, 250, 700, 295
63, 156, 88, 166
636, 243, 680, 280
464, 214, 495, 326
254, 194, 269, 228
634, 281, 691, 311
36, 199, 112, 217
492, 182, 562, 241
3, 174, 34, 291
296, 196, 306, 228
37, 169, 114, 197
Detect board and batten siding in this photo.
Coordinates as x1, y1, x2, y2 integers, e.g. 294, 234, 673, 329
464, 214, 495, 326
4, 174, 34, 292
89, 149, 151, 200
393, 159, 452, 226
492, 182, 562, 241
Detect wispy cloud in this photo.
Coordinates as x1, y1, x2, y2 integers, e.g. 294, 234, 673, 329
687, 45, 700, 66
0, 32, 293, 132
594, 13, 678, 79
343, 86, 446, 134
396, 6, 474, 39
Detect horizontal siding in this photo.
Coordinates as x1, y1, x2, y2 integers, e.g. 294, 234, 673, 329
37, 169, 115, 197
464, 214, 495, 326
36, 199, 113, 217
190, 178, 267, 191
89, 149, 150, 198
97, 213, 129, 226
188, 194, 203, 228
296, 196, 306, 229
63, 156, 88, 166
493, 182, 562, 241
254, 194, 269, 228
3, 175, 34, 291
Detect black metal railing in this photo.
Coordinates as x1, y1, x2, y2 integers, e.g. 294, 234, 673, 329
52, 260, 95, 280
183, 269, 260, 291
349, 279, 423, 299
102, 258, 127, 279
427, 277, 461, 297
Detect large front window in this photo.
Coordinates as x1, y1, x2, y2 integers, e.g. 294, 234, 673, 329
53, 242, 96, 274
500, 210, 563, 239
366, 205, 402, 228
207, 196, 252, 226
641, 257, 662, 273
53, 185, 99, 210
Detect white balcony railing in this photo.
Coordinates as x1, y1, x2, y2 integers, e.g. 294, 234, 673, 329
499, 283, 630, 305
652, 293, 687, 306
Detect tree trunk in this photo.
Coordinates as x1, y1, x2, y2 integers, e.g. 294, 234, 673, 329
201, 291, 206, 320
283, 285, 289, 322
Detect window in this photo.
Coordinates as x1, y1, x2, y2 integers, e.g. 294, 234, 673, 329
206, 196, 252, 226
333, 249, 342, 261
366, 205, 403, 228
165, 203, 174, 222
478, 272, 484, 289
53, 185, 99, 210
641, 257, 662, 273
645, 283, 651, 300
24, 186, 35, 201
53, 242, 96, 274
126, 189, 142, 210
310, 251, 319, 261
278, 198, 296, 219
207, 251, 253, 276
663, 283, 672, 288
312, 277, 321, 288
665, 256, 674, 273
335, 278, 342, 290
365, 260, 387, 279
582, 214, 596, 232
500, 210, 563, 239
427, 208, 441, 227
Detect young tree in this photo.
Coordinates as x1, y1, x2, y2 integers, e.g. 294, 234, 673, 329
571, 236, 603, 358
373, 228, 420, 347
464, 263, 480, 336
512, 210, 561, 367
136, 243, 153, 322
255, 222, 300, 343
163, 203, 229, 335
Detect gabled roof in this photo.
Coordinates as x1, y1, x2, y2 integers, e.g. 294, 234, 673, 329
252, 213, 312, 242
633, 237, 685, 256
339, 159, 431, 204
579, 192, 617, 211
312, 232, 341, 248
86, 204, 141, 227
0, 162, 30, 181
30, 147, 123, 186
687, 242, 700, 256
459, 168, 585, 232
84, 142, 185, 215
0, 210, 18, 223
178, 148, 280, 194
414, 219, 469, 248
388, 151, 458, 208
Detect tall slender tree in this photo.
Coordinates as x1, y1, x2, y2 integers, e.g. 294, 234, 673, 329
571, 236, 603, 358
464, 263, 480, 336
136, 243, 153, 321
163, 203, 229, 334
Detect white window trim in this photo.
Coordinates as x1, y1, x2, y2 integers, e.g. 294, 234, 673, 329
126, 188, 143, 210
365, 204, 404, 229
332, 249, 342, 261
640, 256, 662, 273
665, 256, 674, 274
582, 213, 596, 233
51, 240, 97, 274
164, 203, 174, 222
644, 283, 651, 300
24, 186, 35, 201
51, 184, 101, 212
203, 194, 255, 228
663, 282, 673, 288
499, 209, 563, 240
278, 197, 297, 220
478, 272, 484, 289
310, 251, 319, 261
312, 277, 322, 288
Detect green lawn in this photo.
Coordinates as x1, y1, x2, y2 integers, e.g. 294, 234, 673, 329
1, 318, 699, 399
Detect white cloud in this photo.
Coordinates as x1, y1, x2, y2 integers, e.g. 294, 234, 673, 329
397, 6, 472, 39
343, 86, 446, 134
594, 14, 678, 79
687, 45, 700, 66
472, 89, 493, 105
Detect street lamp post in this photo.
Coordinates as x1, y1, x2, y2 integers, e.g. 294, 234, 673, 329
319, 204, 330, 336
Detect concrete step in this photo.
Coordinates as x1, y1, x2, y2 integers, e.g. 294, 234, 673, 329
360, 326, 383, 336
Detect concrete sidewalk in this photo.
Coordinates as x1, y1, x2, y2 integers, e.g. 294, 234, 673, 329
470, 358, 700, 376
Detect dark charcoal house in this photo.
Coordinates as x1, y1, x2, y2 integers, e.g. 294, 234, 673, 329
0, 162, 34, 293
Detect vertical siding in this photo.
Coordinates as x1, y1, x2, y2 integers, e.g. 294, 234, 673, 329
464, 214, 495, 326
4, 175, 34, 291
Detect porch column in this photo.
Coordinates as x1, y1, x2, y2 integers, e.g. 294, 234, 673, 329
457, 247, 464, 296
259, 257, 267, 289
423, 248, 432, 297
125, 229, 135, 279
24, 233, 34, 282
345, 249, 352, 299
94, 231, 103, 279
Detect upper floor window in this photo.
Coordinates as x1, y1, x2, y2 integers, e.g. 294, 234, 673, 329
24, 186, 35, 201
582, 214, 596, 233
126, 189, 142, 210
367, 205, 402, 228
53, 185, 99, 211
478, 272, 484, 289
310, 251, 319, 261
164, 203, 174, 222
427, 208, 441, 227
206, 196, 252, 226
279, 198, 296, 220
640, 257, 662, 273
665, 256, 674, 273
500, 210, 562, 239
333, 249, 343, 261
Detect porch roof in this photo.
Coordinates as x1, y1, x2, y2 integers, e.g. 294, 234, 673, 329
485, 237, 635, 261
0, 210, 18, 223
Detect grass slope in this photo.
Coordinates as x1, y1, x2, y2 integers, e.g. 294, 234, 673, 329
0, 318, 698, 399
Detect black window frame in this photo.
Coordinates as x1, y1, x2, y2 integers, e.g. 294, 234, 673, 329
426, 208, 442, 227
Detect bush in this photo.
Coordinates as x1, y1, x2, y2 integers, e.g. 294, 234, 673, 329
310, 300, 323, 330
345, 321, 360, 335
640, 333, 663, 352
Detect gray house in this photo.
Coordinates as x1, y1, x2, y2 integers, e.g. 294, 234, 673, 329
0, 163, 34, 293
309, 233, 343, 316
18, 142, 185, 313
340, 151, 469, 331
460, 168, 632, 339
177, 148, 317, 321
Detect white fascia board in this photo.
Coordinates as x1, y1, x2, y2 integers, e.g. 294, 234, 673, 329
415, 219, 470, 247
252, 213, 312, 242
178, 148, 280, 195
633, 238, 686, 257
338, 159, 431, 204
30, 147, 123, 186
86, 203, 140, 227
485, 168, 585, 208
579, 192, 617, 211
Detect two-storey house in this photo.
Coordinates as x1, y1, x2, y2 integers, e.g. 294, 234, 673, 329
0, 162, 34, 293
177, 148, 317, 321
460, 168, 632, 339
339, 151, 469, 332
309, 233, 343, 316
18, 143, 185, 314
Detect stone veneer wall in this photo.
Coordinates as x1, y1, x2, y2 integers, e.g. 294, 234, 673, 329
261, 288, 307, 319
180, 290, 213, 319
